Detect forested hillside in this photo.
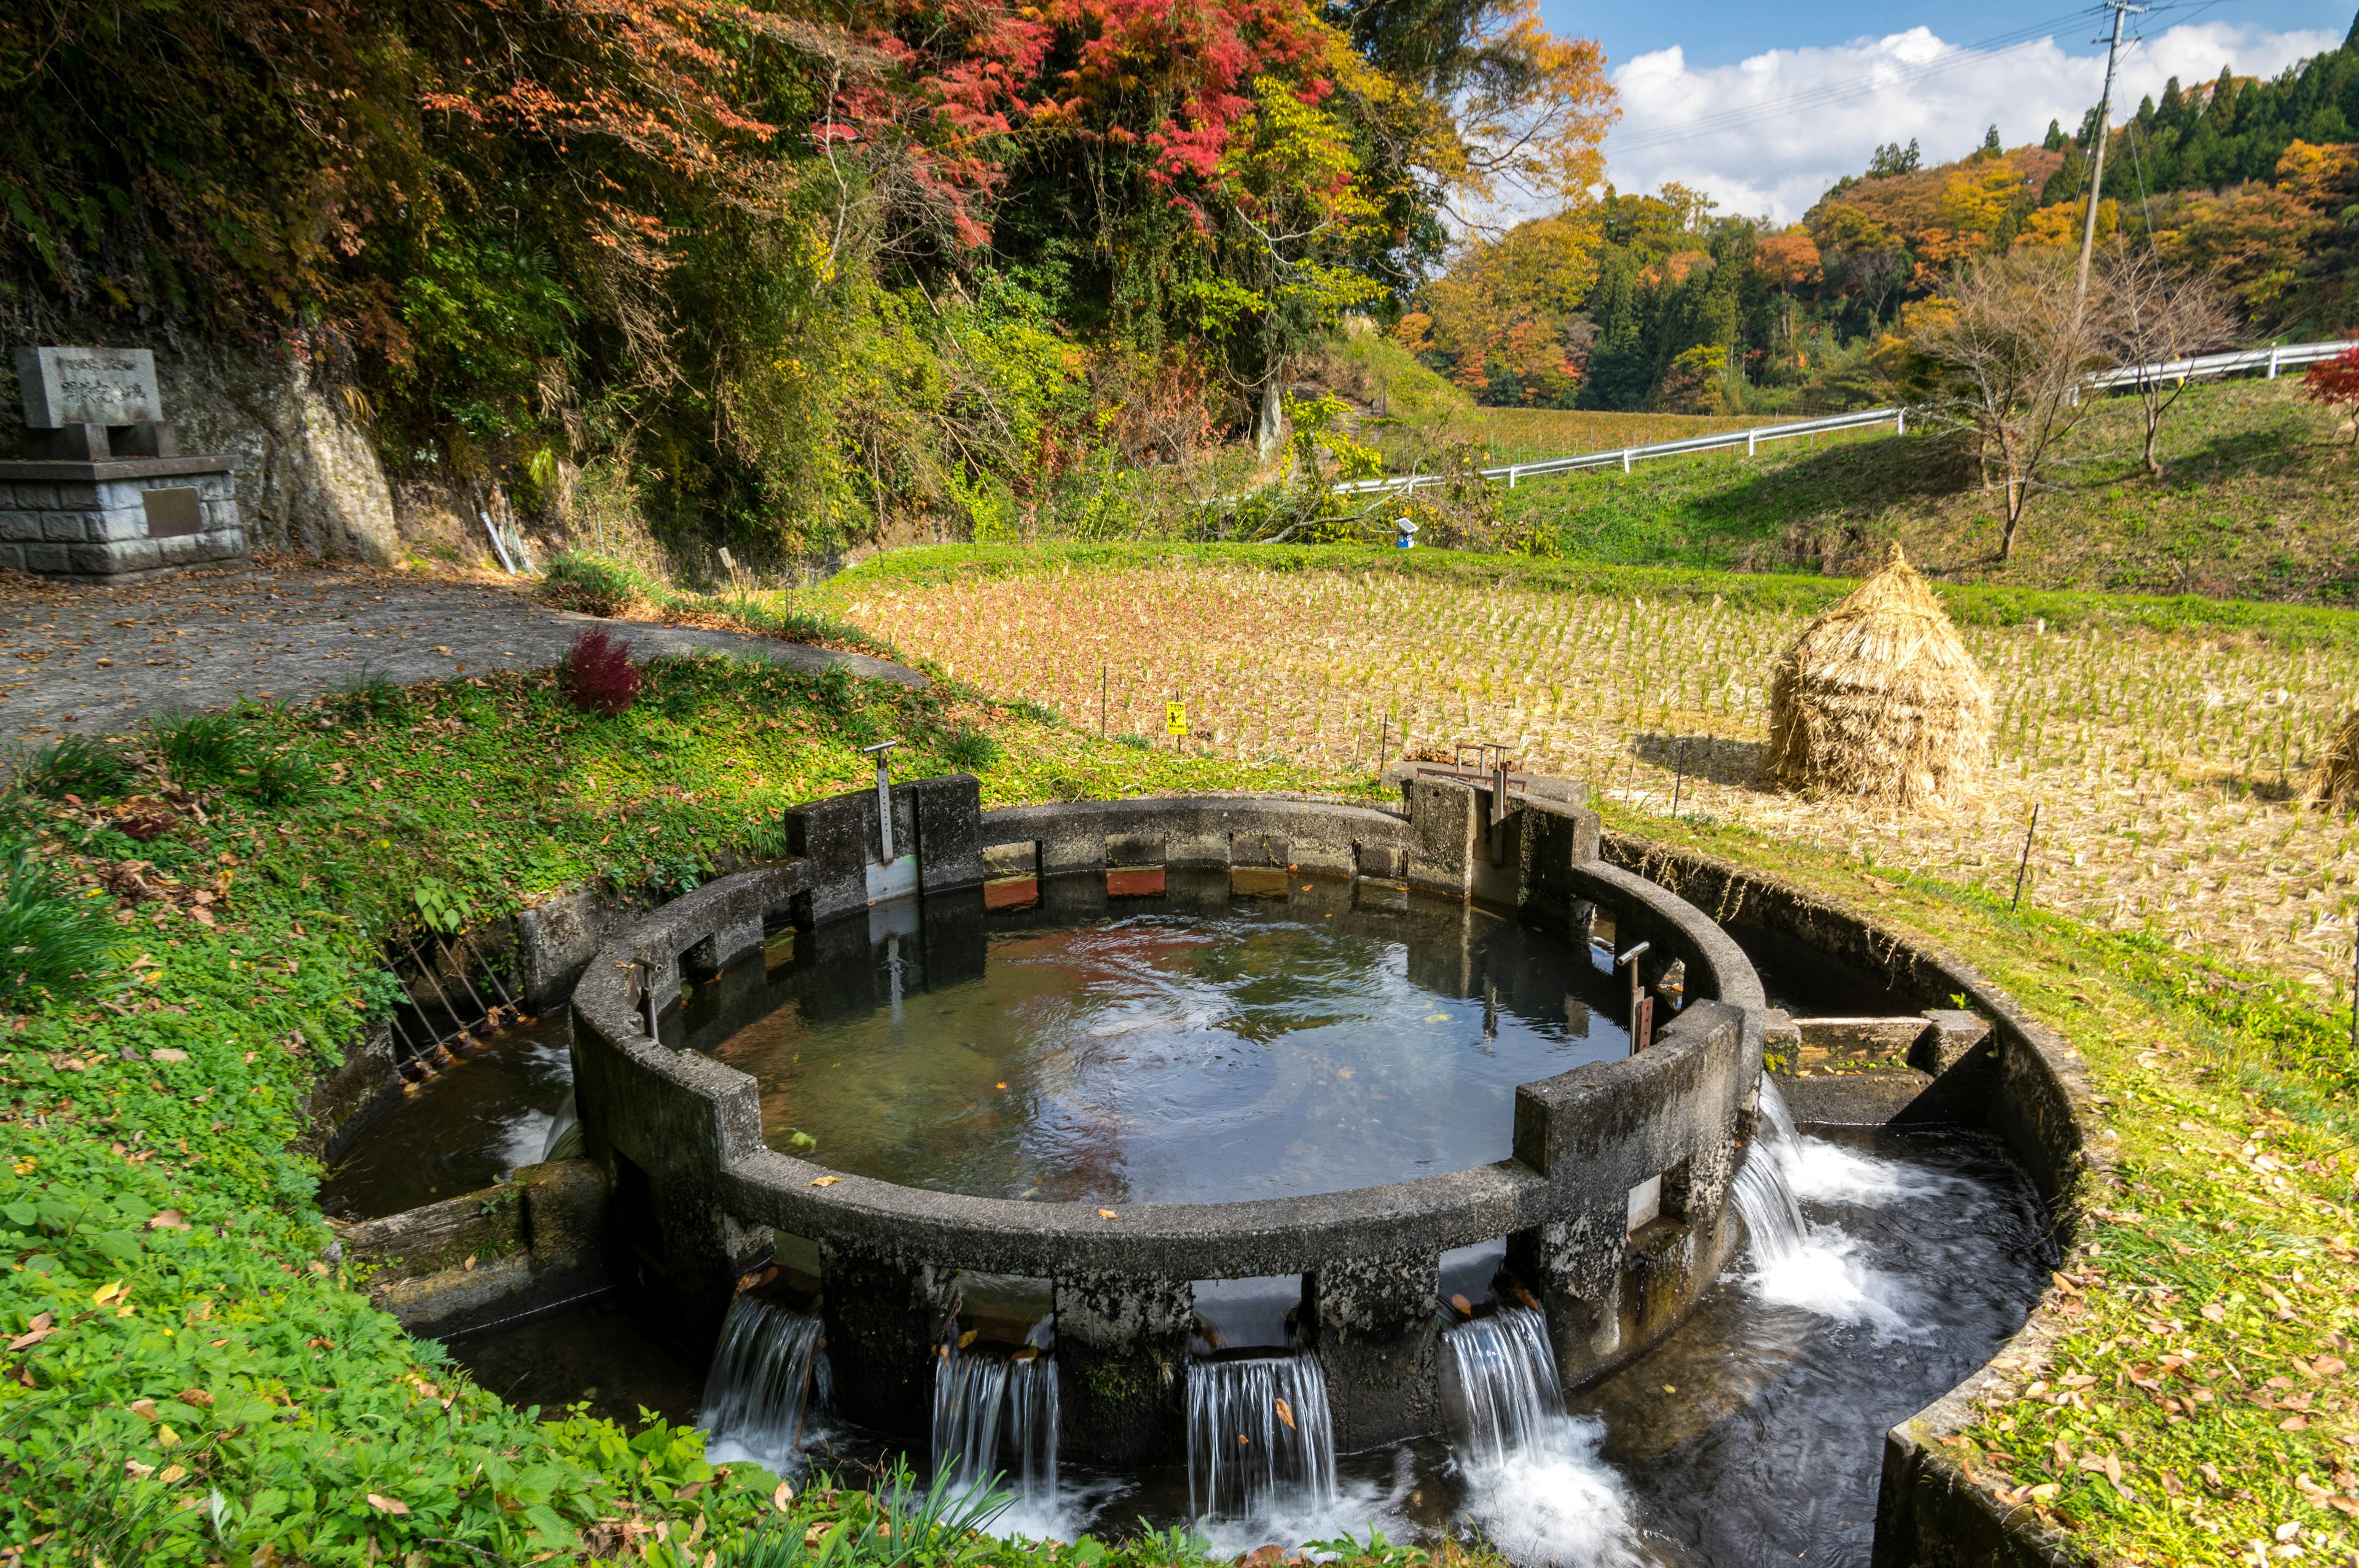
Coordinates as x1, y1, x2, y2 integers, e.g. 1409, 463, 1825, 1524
0, 0, 1608, 562
1401, 14, 2359, 415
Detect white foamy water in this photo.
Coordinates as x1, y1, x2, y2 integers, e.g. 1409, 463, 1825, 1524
700, 1297, 833, 1474
1442, 1304, 1646, 1567
934, 1344, 1060, 1505
1455, 1415, 1647, 1568
1737, 1080, 1929, 1337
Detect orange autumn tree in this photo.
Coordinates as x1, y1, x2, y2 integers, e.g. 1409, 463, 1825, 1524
1401, 212, 1603, 404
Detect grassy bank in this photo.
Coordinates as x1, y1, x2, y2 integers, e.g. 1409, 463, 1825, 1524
1492, 378, 2359, 606
0, 651, 1342, 1566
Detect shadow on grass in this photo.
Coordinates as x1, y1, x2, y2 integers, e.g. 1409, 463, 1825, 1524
1630, 731, 1765, 789
1536, 429, 1982, 569
2156, 420, 2330, 490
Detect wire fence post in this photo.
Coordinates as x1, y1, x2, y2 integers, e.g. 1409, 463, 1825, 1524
2011, 803, 2043, 911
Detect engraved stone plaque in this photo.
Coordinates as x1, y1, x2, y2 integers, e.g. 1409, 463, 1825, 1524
142, 488, 202, 539
14, 346, 162, 429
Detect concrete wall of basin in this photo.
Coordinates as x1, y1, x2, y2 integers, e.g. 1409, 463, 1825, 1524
568, 775, 1769, 1462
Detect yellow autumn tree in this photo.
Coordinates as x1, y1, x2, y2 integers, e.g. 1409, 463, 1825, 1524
1406, 212, 1603, 402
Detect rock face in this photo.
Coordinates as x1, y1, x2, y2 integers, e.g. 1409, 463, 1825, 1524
146, 343, 401, 563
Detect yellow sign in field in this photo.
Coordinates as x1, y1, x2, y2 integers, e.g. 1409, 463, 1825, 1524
1165, 701, 1189, 736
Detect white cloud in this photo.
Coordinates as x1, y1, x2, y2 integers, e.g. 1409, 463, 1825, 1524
1603, 21, 2345, 224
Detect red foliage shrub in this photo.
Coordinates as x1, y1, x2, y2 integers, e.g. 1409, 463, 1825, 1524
562, 628, 642, 717
2302, 348, 2359, 445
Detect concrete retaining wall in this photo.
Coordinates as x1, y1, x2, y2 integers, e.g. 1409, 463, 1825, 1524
569, 776, 1768, 1461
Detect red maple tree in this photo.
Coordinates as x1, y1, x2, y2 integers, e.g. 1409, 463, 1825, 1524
2302, 347, 2359, 446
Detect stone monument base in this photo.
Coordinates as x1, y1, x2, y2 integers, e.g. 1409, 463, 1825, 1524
0, 456, 249, 583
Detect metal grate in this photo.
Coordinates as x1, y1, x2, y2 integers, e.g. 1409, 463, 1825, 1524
382, 927, 527, 1083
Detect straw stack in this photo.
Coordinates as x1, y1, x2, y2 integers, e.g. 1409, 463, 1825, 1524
1760, 545, 1992, 808
2312, 706, 2359, 810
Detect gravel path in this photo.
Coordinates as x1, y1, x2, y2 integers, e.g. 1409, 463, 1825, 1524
0, 568, 923, 743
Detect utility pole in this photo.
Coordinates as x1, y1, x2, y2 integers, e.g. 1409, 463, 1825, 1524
2075, 1, 2143, 322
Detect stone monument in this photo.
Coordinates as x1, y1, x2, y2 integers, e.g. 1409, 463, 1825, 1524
0, 346, 249, 582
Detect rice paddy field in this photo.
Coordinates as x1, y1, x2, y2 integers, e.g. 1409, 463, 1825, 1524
820, 550, 2359, 1010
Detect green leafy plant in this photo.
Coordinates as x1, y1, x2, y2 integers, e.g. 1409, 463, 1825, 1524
410, 876, 477, 934
939, 727, 1001, 770
11, 735, 136, 801
724, 1461, 1013, 1568
235, 747, 321, 808
0, 838, 120, 1005
324, 671, 413, 728
152, 711, 253, 787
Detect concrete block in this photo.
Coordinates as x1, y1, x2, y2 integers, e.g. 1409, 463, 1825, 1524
75, 538, 160, 575
1794, 1016, 1927, 1066
1106, 831, 1165, 867
1312, 1250, 1444, 1449
24, 544, 69, 574
0, 512, 42, 543
1912, 1009, 1993, 1075
1230, 831, 1288, 867
41, 512, 87, 542
910, 773, 985, 892
1055, 1271, 1191, 1464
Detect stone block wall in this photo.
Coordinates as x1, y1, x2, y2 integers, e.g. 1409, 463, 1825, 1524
0, 459, 248, 580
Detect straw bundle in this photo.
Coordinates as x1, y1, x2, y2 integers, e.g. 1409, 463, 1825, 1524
1760, 545, 1992, 808
2312, 706, 2359, 809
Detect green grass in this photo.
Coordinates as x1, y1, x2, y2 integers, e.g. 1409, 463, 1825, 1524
1492, 378, 2359, 607
818, 540, 2359, 650
0, 657, 1345, 1567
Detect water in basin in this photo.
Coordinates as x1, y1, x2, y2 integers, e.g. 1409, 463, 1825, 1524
679, 869, 1638, 1204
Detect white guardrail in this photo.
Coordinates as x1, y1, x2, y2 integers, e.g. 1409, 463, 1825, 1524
1339, 337, 2359, 497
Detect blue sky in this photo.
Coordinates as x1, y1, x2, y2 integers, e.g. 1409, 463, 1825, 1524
1534, 0, 2355, 220
1549, 0, 2351, 72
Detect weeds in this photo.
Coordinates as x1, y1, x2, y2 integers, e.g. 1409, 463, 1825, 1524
727, 1462, 1013, 1568
539, 551, 655, 617
10, 735, 136, 800
152, 711, 251, 786
939, 728, 1001, 770
236, 746, 321, 808
324, 669, 413, 728
0, 838, 119, 1005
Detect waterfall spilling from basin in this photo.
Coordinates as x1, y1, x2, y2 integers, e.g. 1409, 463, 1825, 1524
1756, 1074, 1798, 1146
701, 1297, 832, 1469
1185, 1354, 1338, 1521
933, 1346, 1059, 1504
1441, 1304, 1565, 1465
1731, 1147, 1811, 1270
1440, 1306, 1645, 1568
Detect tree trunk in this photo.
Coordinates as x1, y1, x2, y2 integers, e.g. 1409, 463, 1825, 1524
2001, 478, 2025, 560
1256, 378, 1286, 463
